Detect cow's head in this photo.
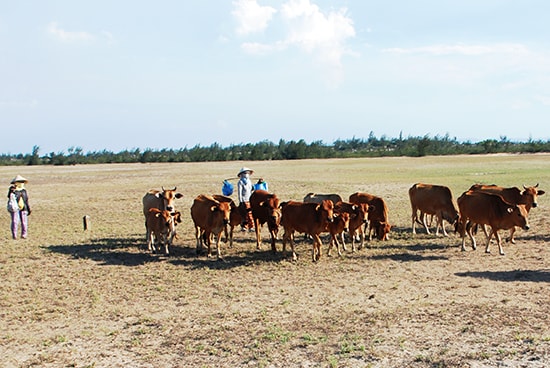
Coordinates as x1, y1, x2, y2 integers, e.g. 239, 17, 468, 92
260, 195, 282, 229
172, 211, 182, 224
508, 204, 530, 230
156, 209, 173, 233
376, 221, 391, 240
160, 186, 183, 212
211, 201, 231, 225
318, 199, 334, 223
339, 212, 350, 232
522, 183, 545, 209
356, 203, 372, 224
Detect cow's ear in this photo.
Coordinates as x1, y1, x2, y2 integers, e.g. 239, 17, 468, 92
538, 190, 545, 195
175, 193, 183, 199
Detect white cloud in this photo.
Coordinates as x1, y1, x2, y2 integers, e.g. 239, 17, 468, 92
383, 43, 529, 56
0, 99, 38, 109
233, 0, 356, 85
48, 22, 96, 42
241, 41, 285, 55
535, 95, 550, 106
232, 0, 277, 36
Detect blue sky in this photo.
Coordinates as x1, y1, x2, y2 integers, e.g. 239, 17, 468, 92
1, 0, 550, 155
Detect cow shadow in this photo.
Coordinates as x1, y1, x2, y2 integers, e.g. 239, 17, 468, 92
168, 247, 287, 270
368, 251, 449, 263
455, 269, 550, 283
45, 235, 165, 267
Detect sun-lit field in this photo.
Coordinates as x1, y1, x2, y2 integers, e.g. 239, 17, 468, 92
1, 154, 549, 367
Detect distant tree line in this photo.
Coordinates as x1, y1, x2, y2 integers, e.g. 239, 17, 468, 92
1, 133, 550, 166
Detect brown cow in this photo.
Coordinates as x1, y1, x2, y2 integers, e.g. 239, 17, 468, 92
190, 194, 231, 259
325, 211, 350, 257
409, 183, 459, 236
349, 192, 391, 241
457, 190, 530, 255
303, 193, 343, 204
145, 208, 175, 255
280, 200, 334, 262
333, 201, 370, 252
142, 187, 183, 241
250, 190, 282, 252
469, 183, 545, 243
167, 210, 183, 245
212, 194, 242, 248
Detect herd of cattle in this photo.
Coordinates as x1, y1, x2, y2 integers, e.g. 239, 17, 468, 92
141, 183, 545, 261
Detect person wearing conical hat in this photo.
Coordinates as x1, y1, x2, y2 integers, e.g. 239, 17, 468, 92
237, 167, 254, 231
7, 175, 31, 240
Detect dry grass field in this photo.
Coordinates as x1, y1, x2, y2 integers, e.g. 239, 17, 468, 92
0, 154, 549, 368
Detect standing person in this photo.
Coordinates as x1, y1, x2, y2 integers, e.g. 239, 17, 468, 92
7, 175, 31, 240
237, 167, 254, 231
253, 178, 268, 191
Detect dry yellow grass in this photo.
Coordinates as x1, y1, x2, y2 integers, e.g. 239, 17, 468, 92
0, 154, 549, 367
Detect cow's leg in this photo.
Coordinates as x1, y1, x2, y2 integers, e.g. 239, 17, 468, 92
336, 233, 344, 256
254, 218, 262, 250
194, 226, 202, 255
507, 226, 517, 244
481, 224, 492, 242
269, 228, 278, 253
468, 224, 477, 251
340, 231, 347, 251
282, 230, 288, 257
215, 232, 223, 259
486, 228, 504, 255
441, 215, 450, 237
411, 209, 417, 234
312, 234, 322, 262
284, 231, 297, 261
147, 232, 155, 252
422, 212, 431, 234
360, 225, 365, 249
327, 236, 334, 257
350, 229, 357, 252
229, 225, 234, 248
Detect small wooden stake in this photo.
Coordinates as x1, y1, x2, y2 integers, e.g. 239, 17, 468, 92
83, 215, 91, 231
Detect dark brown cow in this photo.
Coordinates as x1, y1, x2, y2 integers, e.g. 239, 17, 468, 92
145, 208, 175, 255
457, 190, 530, 255
190, 194, 231, 259
409, 183, 459, 236
469, 183, 545, 243
333, 201, 370, 252
250, 190, 282, 252
349, 192, 391, 241
325, 211, 350, 257
142, 187, 183, 240
303, 193, 343, 204
212, 194, 242, 248
280, 200, 334, 262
